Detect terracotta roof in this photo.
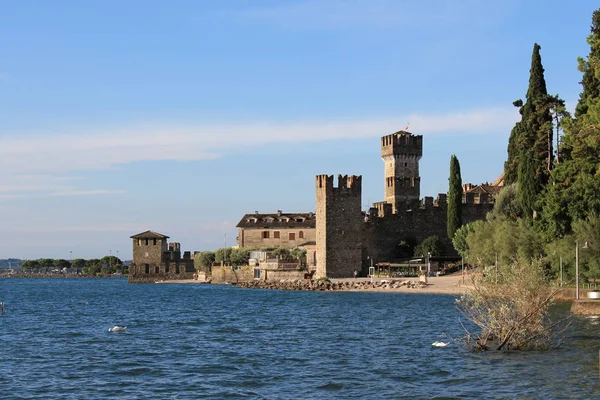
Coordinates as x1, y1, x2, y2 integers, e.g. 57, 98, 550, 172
491, 172, 505, 187
130, 230, 170, 239
236, 212, 316, 228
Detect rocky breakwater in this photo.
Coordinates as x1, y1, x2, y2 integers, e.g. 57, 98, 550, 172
235, 279, 428, 291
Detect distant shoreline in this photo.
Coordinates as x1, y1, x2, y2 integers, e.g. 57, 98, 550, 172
0, 273, 124, 279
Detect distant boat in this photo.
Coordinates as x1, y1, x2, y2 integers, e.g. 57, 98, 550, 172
432, 341, 449, 347
108, 325, 127, 332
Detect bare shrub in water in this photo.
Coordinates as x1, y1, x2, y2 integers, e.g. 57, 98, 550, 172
456, 258, 569, 351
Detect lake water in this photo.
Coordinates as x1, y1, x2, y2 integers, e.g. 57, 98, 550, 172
1, 278, 600, 399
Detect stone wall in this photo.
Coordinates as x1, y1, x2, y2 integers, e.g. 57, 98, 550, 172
315, 174, 363, 279
132, 237, 167, 266
364, 199, 492, 264
259, 269, 307, 281
128, 266, 195, 283
128, 259, 195, 283
211, 265, 254, 284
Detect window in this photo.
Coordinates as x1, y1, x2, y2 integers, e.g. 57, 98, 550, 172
289, 232, 296, 240
155, 266, 160, 274
145, 264, 150, 274
299, 231, 304, 239
274, 231, 280, 239
262, 231, 270, 239
145, 239, 149, 245
153, 238, 157, 245
165, 265, 170, 273
295, 218, 304, 222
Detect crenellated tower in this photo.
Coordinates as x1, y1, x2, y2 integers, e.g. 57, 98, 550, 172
315, 174, 363, 279
381, 130, 423, 213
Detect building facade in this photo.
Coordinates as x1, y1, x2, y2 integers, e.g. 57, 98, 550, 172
236, 211, 316, 249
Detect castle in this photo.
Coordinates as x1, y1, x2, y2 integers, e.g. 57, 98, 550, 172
237, 130, 500, 279
128, 230, 196, 283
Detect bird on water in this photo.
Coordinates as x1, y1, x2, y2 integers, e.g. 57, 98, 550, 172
108, 325, 127, 332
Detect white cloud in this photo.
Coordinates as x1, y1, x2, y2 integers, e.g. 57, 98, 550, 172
0, 174, 120, 198
0, 107, 517, 179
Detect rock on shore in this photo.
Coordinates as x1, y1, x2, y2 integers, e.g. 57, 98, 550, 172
235, 279, 427, 291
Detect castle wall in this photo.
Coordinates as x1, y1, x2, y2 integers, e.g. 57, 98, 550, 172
315, 174, 363, 279
237, 227, 316, 249
128, 260, 195, 283
364, 198, 493, 263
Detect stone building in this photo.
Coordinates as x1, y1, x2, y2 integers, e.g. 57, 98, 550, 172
128, 230, 196, 283
314, 130, 500, 278
315, 174, 363, 278
235, 211, 316, 249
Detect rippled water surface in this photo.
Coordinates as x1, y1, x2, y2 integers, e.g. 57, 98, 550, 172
1, 278, 600, 399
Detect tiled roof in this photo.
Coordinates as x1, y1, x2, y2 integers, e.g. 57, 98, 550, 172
236, 212, 316, 228
130, 230, 170, 239
491, 172, 505, 187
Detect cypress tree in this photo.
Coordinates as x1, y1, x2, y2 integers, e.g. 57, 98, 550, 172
575, 9, 600, 118
447, 155, 463, 241
518, 153, 538, 219
504, 44, 553, 186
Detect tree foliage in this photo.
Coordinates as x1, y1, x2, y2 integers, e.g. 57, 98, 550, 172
447, 154, 463, 241
504, 43, 554, 189
229, 248, 250, 266
452, 223, 476, 258
194, 251, 215, 270
414, 235, 440, 257
537, 9, 600, 241
456, 258, 567, 351
464, 217, 543, 269
215, 248, 233, 264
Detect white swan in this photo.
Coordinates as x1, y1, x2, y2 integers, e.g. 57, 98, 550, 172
108, 325, 127, 332
432, 341, 449, 347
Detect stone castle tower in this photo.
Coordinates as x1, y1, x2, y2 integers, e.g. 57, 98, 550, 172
315, 174, 363, 279
381, 131, 423, 213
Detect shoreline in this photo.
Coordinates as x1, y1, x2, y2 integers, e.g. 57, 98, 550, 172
158, 273, 475, 295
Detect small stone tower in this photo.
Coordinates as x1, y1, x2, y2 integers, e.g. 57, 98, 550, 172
315, 174, 363, 279
381, 130, 423, 213
130, 231, 169, 267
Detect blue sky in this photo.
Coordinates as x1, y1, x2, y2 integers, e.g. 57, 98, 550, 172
0, 0, 597, 260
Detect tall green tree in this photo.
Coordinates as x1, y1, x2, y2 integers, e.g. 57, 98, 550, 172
518, 155, 539, 219
447, 155, 463, 241
537, 9, 600, 240
575, 9, 600, 118
504, 43, 554, 187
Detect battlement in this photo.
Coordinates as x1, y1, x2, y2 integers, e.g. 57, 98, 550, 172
371, 191, 492, 219
381, 131, 423, 158
316, 174, 362, 194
